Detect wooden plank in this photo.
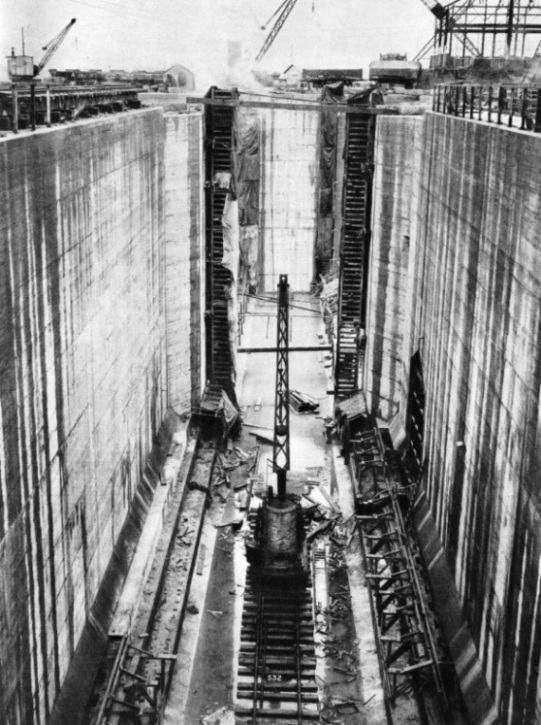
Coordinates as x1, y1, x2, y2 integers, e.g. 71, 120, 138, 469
187, 95, 397, 115
238, 345, 332, 352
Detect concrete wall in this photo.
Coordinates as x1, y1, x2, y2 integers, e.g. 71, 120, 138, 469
365, 116, 423, 422
164, 111, 205, 413
0, 107, 203, 725
366, 112, 541, 724
260, 108, 318, 292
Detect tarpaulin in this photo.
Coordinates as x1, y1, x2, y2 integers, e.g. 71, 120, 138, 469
221, 195, 240, 280
234, 110, 260, 285
234, 113, 260, 226
316, 84, 343, 275
239, 226, 259, 286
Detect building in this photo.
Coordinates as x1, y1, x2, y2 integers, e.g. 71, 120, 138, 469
163, 63, 195, 91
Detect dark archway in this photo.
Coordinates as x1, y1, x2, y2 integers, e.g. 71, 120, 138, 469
407, 351, 425, 477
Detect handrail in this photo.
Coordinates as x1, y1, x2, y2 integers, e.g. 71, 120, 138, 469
433, 82, 541, 132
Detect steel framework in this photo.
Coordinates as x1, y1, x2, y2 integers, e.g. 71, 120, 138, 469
353, 428, 447, 714
273, 275, 290, 499
426, 1, 541, 59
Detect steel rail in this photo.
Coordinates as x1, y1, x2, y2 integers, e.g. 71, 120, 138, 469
90, 436, 215, 725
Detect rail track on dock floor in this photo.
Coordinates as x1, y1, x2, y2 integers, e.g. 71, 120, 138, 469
86, 436, 218, 725
235, 567, 319, 724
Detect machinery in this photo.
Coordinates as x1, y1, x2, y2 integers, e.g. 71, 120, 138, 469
246, 275, 306, 581
415, 0, 541, 62
7, 18, 76, 82
415, 0, 482, 61
256, 0, 300, 62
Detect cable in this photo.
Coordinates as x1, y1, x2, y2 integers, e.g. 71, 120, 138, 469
67, 0, 182, 26
245, 292, 320, 314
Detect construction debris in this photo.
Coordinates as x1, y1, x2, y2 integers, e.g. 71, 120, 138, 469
288, 389, 320, 413
248, 429, 275, 445
200, 706, 234, 725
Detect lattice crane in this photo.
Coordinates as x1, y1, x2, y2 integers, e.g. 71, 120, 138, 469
256, 0, 300, 62
37, 18, 77, 77
7, 18, 76, 81
273, 275, 290, 500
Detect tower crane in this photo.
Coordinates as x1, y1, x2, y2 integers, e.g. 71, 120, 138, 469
7, 18, 76, 82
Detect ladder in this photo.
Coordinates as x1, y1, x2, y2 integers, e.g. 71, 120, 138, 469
335, 109, 374, 397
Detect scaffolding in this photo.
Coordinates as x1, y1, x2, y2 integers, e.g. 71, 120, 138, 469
427, 1, 541, 60
353, 428, 448, 716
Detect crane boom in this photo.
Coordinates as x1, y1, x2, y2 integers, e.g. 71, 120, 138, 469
36, 18, 76, 75
273, 275, 290, 500
256, 0, 300, 62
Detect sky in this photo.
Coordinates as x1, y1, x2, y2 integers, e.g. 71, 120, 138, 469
1, 0, 435, 85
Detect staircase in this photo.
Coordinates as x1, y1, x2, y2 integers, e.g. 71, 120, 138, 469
204, 87, 238, 404
335, 110, 374, 398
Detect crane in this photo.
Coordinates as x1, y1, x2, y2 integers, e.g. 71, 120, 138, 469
7, 18, 76, 81
37, 18, 77, 77
255, 0, 300, 62
415, 0, 481, 59
273, 274, 290, 500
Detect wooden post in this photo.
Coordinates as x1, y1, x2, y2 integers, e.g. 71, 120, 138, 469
46, 86, 52, 127
12, 84, 18, 133
30, 82, 36, 131
535, 88, 541, 133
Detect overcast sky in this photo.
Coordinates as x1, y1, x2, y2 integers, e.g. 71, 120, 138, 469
1, 0, 435, 85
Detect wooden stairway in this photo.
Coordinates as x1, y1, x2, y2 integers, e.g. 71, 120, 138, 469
204, 87, 239, 405
336, 110, 375, 398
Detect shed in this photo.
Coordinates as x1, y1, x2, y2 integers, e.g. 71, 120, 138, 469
278, 64, 303, 87
163, 63, 195, 91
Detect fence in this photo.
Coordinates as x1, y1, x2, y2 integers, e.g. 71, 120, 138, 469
433, 83, 541, 132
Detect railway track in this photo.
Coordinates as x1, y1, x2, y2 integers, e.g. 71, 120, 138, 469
86, 436, 218, 725
235, 567, 319, 724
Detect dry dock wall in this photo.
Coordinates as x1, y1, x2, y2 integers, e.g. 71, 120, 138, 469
0, 108, 203, 725
365, 116, 424, 421
260, 107, 318, 292
164, 112, 205, 413
367, 112, 541, 724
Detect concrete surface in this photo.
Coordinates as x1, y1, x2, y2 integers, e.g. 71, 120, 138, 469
0, 108, 167, 725
365, 115, 424, 423
164, 111, 205, 413
259, 106, 319, 292
165, 294, 386, 724
0, 106, 204, 725
365, 111, 541, 724
109, 427, 187, 637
